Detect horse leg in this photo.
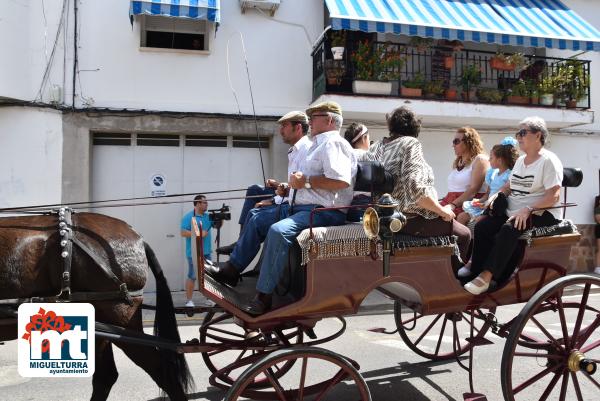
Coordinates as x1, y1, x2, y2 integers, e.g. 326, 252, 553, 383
91, 340, 118, 401
115, 343, 188, 401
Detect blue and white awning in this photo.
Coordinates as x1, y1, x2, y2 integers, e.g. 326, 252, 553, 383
129, 0, 220, 23
325, 0, 600, 51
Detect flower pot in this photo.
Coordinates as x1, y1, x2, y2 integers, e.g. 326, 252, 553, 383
327, 76, 341, 86
507, 96, 529, 105
352, 80, 392, 95
461, 89, 477, 102
401, 87, 422, 97
444, 56, 454, 69
530, 96, 540, 105
445, 88, 458, 100
566, 99, 577, 109
489, 57, 515, 71
331, 47, 345, 60
539, 93, 554, 106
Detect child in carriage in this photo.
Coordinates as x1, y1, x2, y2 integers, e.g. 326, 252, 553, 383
458, 137, 519, 277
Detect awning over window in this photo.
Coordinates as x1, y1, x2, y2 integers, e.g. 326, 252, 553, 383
130, 0, 220, 23
325, 0, 600, 51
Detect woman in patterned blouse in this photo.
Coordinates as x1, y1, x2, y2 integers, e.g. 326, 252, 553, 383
368, 106, 471, 265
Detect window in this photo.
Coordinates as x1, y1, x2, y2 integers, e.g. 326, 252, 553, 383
232, 136, 270, 149
185, 135, 227, 147
140, 15, 211, 52
137, 134, 180, 147
92, 133, 131, 146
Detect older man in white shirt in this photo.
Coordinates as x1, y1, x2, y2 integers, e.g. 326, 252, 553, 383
206, 101, 357, 314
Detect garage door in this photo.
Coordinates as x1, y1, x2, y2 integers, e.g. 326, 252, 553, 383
91, 132, 271, 292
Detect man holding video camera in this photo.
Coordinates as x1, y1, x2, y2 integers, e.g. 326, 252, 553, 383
180, 194, 227, 307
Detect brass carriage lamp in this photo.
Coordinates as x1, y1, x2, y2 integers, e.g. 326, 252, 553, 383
363, 193, 406, 277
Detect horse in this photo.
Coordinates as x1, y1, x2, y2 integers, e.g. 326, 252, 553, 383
0, 211, 192, 400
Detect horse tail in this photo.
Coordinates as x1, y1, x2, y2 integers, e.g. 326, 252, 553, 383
143, 241, 193, 393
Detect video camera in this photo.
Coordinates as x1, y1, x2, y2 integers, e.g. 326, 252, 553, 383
208, 204, 231, 223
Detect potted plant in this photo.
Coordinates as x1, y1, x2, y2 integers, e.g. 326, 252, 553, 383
507, 79, 529, 104
329, 30, 347, 60
445, 86, 458, 101
527, 80, 540, 105
351, 41, 405, 95
489, 52, 528, 72
437, 39, 463, 70
538, 75, 555, 106
401, 72, 425, 97
324, 59, 346, 86
459, 64, 481, 101
476, 87, 503, 103
423, 80, 445, 99
409, 36, 434, 53
556, 60, 589, 108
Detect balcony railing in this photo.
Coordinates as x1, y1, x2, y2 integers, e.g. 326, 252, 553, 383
312, 37, 591, 110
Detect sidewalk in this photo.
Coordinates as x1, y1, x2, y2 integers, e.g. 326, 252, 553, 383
142, 290, 394, 326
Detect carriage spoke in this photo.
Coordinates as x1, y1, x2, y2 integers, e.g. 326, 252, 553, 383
207, 326, 246, 338
513, 364, 561, 394
570, 284, 591, 348
555, 297, 571, 349
265, 368, 287, 401
461, 312, 482, 335
434, 315, 448, 356
570, 371, 584, 401
531, 316, 564, 350
581, 369, 600, 390
452, 319, 463, 355
557, 370, 569, 401
414, 314, 443, 346
539, 369, 563, 401
297, 357, 308, 401
314, 368, 347, 401
575, 316, 600, 349
580, 339, 600, 354
513, 351, 563, 359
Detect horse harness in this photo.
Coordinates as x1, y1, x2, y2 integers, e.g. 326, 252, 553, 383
17, 208, 142, 305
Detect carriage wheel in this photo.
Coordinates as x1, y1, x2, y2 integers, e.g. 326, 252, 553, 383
225, 347, 371, 401
394, 301, 496, 361
200, 311, 303, 388
501, 274, 600, 401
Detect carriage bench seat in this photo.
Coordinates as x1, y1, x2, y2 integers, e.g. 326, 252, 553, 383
295, 223, 458, 265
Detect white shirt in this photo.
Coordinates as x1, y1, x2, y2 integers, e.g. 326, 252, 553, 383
294, 130, 357, 209
285, 135, 312, 202
507, 149, 563, 219
447, 154, 488, 193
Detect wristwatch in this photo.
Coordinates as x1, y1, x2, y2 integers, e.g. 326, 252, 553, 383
304, 176, 312, 189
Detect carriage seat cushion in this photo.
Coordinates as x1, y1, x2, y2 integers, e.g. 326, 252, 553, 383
295, 223, 456, 265
519, 219, 578, 243
562, 167, 582, 188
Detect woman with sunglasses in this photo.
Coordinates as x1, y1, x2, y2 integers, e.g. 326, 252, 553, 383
440, 127, 491, 225
464, 116, 563, 295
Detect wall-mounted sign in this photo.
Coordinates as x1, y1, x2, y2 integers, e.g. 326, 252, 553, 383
150, 174, 166, 197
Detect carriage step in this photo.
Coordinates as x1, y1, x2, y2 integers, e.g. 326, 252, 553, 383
465, 337, 493, 346
463, 393, 487, 401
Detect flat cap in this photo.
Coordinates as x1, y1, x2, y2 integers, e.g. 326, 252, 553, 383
277, 111, 308, 124
305, 101, 342, 117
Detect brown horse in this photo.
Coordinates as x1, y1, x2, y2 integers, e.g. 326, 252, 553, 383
0, 212, 192, 400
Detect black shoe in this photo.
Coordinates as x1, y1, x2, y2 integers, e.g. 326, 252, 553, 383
245, 293, 272, 315
204, 261, 240, 287
216, 242, 236, 255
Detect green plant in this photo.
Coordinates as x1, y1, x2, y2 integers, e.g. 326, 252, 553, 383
476, 87, 503, 103
509, 79, 529, 97
329, 30, 347, 47
538, 75, 556, 95
492, 52, 529, 70
555, 59, 589, 101
351, 41, 405, 81
423, 80, 445, 96
409, 36, 434, 52
402, 72, 425, 89
459, 64, 482, 90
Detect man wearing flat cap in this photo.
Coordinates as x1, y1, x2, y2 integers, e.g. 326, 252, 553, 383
207, 110, 312, 280
207, 101, 357, 315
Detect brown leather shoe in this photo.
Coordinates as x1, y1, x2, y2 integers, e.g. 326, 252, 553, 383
204, 261, 240, 287
245, 292, 272, 315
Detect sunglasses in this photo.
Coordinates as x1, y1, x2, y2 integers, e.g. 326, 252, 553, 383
515, 129, 531, 138
452, 138, 463, 145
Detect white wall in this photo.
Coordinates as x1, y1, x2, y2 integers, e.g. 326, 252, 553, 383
73, 0, 324, 114
0, 107, 63, 208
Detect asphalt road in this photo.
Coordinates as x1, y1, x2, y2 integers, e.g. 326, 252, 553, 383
1, 290, 599, 401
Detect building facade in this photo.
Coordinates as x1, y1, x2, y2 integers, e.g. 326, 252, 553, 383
1, 0, 599, 290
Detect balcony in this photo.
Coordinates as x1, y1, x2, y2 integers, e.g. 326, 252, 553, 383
311, 36, 594, 129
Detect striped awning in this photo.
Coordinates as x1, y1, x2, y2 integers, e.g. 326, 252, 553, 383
325, 0, 600, 51
129, 0, 220, 23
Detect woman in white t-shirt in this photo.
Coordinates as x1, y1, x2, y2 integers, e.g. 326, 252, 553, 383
464, 116, 563, 295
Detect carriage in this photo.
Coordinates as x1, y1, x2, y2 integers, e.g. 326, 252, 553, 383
0, 162, 598, 401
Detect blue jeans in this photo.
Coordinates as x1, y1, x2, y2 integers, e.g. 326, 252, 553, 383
239, 185, 275, 225
186, 255, 211, 280
346, 194, 371, 222
256, 205, 346, 294
230, 203, 289, 269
